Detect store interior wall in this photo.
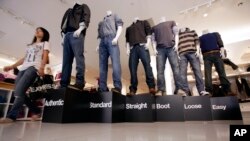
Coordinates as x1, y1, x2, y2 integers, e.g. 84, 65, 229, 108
0, 0, 250, 93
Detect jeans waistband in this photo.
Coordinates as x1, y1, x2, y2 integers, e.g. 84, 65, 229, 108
133, 43, 146, 47
202, 50, 220, 56
101, 34, 116, 39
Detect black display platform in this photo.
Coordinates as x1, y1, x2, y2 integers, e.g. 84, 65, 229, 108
125, 94, 155, 122
211, 96, 242, 120
42, 88, 89, 123
89, 91, 125, 123
42, 89, 243, 123
183, 96, 213, 121
155, 95, 185, 121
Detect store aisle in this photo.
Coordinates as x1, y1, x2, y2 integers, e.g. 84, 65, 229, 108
0, 120, 245, 141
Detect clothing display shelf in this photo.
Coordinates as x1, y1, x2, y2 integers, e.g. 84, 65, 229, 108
0, 81, 44, 121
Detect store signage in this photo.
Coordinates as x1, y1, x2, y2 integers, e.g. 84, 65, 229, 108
45, 99, 64, 107
156, 103, 171, 109
212, 105, 227, 110
211, 96, 242, 120
183, 96, 212, 121
155, 95, 185, 121
42, 88, 90, 123
90, 102, 112, 108
184, 104, 202, 109
126, 103, 148, 110
89, 92, 125, 123
125, 94, 155, 122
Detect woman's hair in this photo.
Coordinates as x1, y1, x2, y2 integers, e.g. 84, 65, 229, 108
30, 27, 50, 45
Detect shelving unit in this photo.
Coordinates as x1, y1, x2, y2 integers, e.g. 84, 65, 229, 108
0, 81, 44, 121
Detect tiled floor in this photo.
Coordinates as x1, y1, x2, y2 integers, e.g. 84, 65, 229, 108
0, 119, 248, 141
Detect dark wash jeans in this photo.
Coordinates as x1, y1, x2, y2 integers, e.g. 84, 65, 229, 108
129, 44, 155, 92
203, 52, 231, 94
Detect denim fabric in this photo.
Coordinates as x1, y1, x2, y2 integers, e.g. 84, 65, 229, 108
60, 32, 85, 87
7, 66, 40, 120
203, 53, 231, 94
156, 45, 183, 92
129, 44, 155, 92
179, 52, 205, 94
99, 35, 122, 92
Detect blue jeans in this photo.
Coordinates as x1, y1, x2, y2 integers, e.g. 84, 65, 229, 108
179, 52, 205, 94
129, 44, 155, 92
99, 36, 122, 91
203, 53, 231, 94
156, 45, 183, 92
7, 66, 40, 120
60, 32, 85, 87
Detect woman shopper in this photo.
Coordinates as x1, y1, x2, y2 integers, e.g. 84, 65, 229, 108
0, 27, 50, 123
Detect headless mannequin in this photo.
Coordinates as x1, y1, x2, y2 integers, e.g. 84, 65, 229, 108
180, 27, 201, 57
201, 29, 226, 59
126, 17, 151, 56
96, 10, 123, 52
62, 3, 86, 45
152, 16, 179, 55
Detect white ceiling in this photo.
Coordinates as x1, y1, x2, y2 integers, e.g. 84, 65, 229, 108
0, 0, 250, 92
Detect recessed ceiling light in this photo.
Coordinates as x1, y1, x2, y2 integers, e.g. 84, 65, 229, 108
203, 13, 208, 17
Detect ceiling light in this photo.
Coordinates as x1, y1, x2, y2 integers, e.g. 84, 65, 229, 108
203, 13, 208, 17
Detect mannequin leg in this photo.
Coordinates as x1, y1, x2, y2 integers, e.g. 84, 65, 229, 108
214, 55, 231, 94
167, 47, 183, 91
60, 32, 74, 87
156, 47, 167, 92
71, 34, 85, 87
139, 46, 155, 90
203, 55, 213, 94
109, 37, 122, 90
188, 53, 206, 94
179, 54, 189, 94
129, 46, 139, 93
99, 38, 109, 92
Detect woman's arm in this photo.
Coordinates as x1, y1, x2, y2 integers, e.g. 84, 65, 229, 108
38, 50, 49, 76
3, 58, 24, 72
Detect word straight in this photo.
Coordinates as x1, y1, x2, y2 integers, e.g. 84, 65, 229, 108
126, 103, 148, 110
